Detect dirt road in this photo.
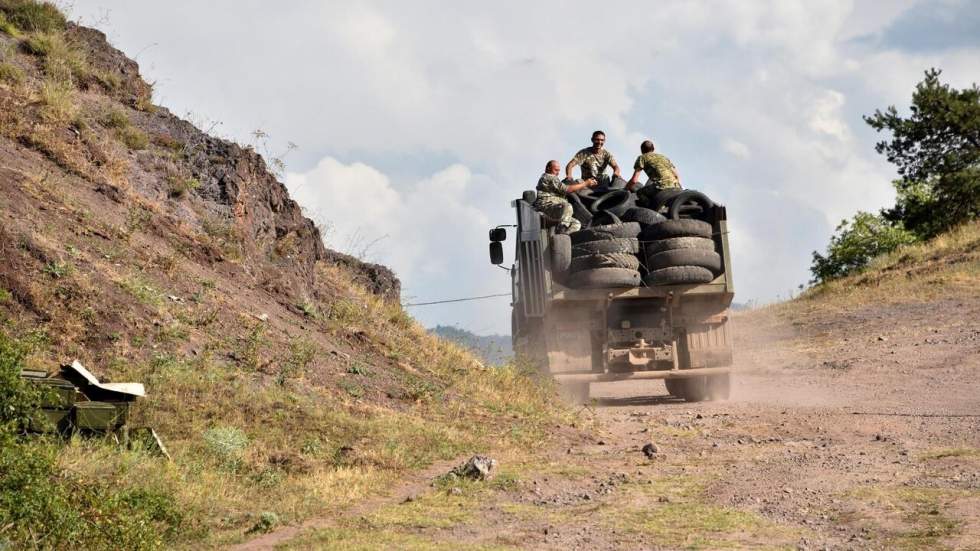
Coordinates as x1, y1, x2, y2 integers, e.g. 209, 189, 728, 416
264, 297, 980, 550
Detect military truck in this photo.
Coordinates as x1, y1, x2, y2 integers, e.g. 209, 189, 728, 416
488, 187, 735, 402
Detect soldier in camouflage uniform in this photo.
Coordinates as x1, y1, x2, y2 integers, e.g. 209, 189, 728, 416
534, 160, 597, 233
627, 140, 681, 192
565, 130, 621, 186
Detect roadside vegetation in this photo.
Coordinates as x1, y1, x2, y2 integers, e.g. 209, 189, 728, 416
811, 69, 979, 284
0, 2, 573, 549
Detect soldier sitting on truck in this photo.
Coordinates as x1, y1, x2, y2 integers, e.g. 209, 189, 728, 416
534, 160, 597, 233
566, 130, 621, 187
627, 139, 682, 193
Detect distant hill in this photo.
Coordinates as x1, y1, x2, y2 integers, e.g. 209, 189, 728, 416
430, 326, 512, 365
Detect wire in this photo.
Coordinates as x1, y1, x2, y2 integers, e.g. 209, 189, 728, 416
403, 293, 511, 307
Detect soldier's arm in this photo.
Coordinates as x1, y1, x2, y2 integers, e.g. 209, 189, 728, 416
566, 178, 597, 193
609, 155, 621, 177
627, 168, 644, 189
564, 157, 579, 179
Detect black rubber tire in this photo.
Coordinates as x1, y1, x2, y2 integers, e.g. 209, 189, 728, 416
608, 175, 629, 190
591, 210, 622, 227
550, 234, 572, 278
522, 190, 536, 204
621, 207, 666, 227
566, 267, 641, 288
643, 266, 715, 286
667, 190, 714, 220
678, 377, 710, 402
646, 249, 722, 273
664, 378, 683, 398
648, 188, 684, 211
570, 222, 640, 245
640, 219, 713, 240
572, 238, 639, 257
569, 253, 640, 273
643, 236, 715, 255
588, 190, 633, 216
568, 193, 593, 226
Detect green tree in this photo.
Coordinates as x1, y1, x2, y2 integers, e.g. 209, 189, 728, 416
810, 211, 917, 283
865, 68, 980, 237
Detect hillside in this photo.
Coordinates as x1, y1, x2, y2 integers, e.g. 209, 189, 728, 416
266, 223, 979, 550
0, 4, 570, 549
430, 325, 512, 366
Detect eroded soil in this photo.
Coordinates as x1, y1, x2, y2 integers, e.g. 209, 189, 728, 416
255, 297, 980, 550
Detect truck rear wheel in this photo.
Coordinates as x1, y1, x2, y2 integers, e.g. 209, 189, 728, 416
666, 374, 731, 402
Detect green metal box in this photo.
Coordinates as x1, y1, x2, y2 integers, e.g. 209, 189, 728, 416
31, 378, 81, 409
28, 408, 71, 433
73, 401, 128, 430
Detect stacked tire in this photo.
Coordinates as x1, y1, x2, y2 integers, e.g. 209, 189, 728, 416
564, 222, 641, 288
640, 220, 722, 286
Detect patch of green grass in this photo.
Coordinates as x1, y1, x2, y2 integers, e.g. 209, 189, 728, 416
918, 447, 980, 460
0, 288, 11, 303
297, 300, 319, 318
276, 338, 317, 385
203, 425, 249, 469
117, 125, 149, 150
622, 503, 791, 549
38, 77, 78, 123
850, 486, 968, 549
118, 273, 164, 308
325, 298, 365, 325
156, 322, 189, 345
42, 259, 71, 278
0, 11, 19, 36
99, 106, 130, 129
23, 30, 89, 85
282, 524, 513, 551
0, 0, 66, 33
201, 215, 243, 260
0, 60, 24, 84
237, 322, 269, 371
167, 176, 200, 198
346, 362, 370, 376
338, 378, 364, 399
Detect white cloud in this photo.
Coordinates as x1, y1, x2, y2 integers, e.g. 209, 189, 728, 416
68, 0, 980, 332
721, 138, 751, 160
808, 90, 850, 141
286, 159, 508, 331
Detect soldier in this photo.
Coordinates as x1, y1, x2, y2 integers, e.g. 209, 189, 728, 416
566, 130, 621, 186
534, 160, 597, 233
627, 140, 681, 192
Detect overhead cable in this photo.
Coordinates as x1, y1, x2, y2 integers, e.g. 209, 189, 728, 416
402, 292, 511, 307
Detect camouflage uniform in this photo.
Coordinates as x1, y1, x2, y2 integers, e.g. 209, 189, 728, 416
634, 152, 680, 190
572, 147, 616, 185
533, 173, 581, 233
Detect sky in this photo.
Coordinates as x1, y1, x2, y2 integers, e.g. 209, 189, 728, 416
69, 0, 980, 335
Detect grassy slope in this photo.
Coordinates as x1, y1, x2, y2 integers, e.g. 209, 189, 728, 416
798, 220, 980, 311
0, 3, 571, 549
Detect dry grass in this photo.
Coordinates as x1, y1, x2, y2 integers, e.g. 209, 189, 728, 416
787, 221, 980, 314
8, 261, 573, 548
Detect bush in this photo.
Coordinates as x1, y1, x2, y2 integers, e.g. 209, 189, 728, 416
0, 332, 183, 549
0, 331, 42, 432
810, 211, 918, 283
